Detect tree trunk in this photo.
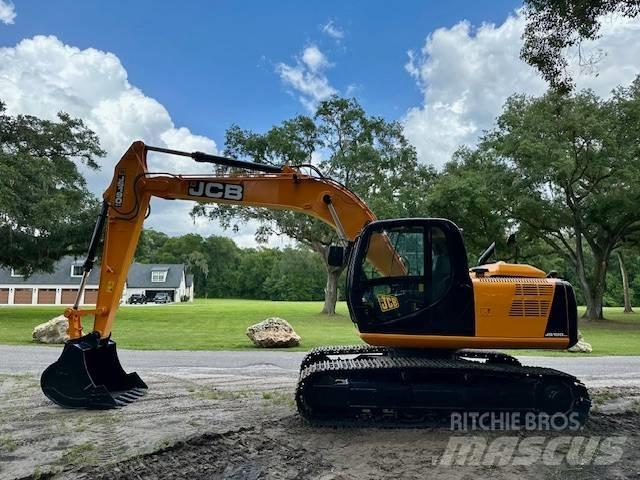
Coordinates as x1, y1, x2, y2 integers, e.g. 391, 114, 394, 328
583, 294, 604, 321
321, 266, 343, 315
580, 254, 608, 321
311, 242, 345, 316
616, 250, 634, 313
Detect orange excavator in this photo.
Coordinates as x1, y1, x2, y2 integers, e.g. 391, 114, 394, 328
41, 141, 590, 426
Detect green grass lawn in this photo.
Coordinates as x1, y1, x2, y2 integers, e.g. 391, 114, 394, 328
0, 300, 638, 355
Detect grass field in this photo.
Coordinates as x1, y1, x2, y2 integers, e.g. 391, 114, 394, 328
0, 300, 638, 355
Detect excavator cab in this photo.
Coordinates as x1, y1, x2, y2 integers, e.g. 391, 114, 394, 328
347, 218, 475, 337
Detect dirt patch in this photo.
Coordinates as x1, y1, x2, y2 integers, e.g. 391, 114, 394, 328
70, 408, 640, 480
1, 369, 640, 480
0, 367, 294, 480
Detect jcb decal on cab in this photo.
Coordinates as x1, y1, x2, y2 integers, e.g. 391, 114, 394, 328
188, 181, 243, 201
377, 294, 400, 312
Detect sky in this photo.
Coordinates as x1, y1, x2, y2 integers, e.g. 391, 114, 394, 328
1, 1, 639, 246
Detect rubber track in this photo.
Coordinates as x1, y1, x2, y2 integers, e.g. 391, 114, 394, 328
295, 345, 591, 428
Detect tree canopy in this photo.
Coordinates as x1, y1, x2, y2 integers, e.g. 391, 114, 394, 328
0, 101, 104, 274
193, 96, 434, 314
468, 79, 640, 319
522, 0, 640, 91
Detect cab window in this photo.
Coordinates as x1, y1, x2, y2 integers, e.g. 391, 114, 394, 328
356, 225, 452, 322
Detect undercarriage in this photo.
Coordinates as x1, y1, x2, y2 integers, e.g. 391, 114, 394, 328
296, 345, 591, 428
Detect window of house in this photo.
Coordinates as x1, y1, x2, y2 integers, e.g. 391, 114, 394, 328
151, 270, 168, 283
71, 265, 84, 277
10, 269, 23, 277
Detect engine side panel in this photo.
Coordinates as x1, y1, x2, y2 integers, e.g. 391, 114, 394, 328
473, 277, 556, 338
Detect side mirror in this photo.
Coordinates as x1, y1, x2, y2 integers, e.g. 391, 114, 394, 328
327, 245, 345, 267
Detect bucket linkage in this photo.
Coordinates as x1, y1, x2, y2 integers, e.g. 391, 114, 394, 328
41, 331, 147, 409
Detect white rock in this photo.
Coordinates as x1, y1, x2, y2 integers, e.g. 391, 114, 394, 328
32, 315, 69, 344
567, 331, 592, 353
246, 317, 301, 348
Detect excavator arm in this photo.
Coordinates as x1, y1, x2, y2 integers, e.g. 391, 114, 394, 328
41, 141, 402, 409
75, 141, 404, 339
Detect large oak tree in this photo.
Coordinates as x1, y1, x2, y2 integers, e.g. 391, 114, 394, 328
0, 102, 104, 274
522, 0, 640, 92
478, 80, 640, 320
193, 96, 434, 314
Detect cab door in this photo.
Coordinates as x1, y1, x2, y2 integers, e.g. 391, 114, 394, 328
347, 219, 475, 336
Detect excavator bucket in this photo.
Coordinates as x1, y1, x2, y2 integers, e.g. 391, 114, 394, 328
41, 332, 147, 409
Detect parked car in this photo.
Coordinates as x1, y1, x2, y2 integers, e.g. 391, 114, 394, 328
152, 292, 171, 304
127, 294, 147, 304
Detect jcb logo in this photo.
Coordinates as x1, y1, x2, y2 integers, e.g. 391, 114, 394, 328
377, 294, 400, 312
188, 181, 243, 201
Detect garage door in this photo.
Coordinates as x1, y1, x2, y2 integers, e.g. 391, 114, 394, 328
0, 289, 8, 304
83, 289, 98, 304
14, 288, 33, 304
37, 289, 56, 304
61, 289, 78, 305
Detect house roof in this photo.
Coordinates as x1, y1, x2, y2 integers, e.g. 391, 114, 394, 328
126, 263, 185, 288
185, 274, 194, 288
0, 256, 101, 285
0, 256, 186, 289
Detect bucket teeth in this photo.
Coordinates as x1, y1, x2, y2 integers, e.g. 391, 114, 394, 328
115, 390, 146, 403
41, 333, 148, 410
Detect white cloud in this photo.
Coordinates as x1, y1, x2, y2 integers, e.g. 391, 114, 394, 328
403, 11, 640, 167
276, 45, 337, 111
0, 0, 15, 24
301, 45, 329, 72
0, 35, 269, 243
321, 20, 344, 41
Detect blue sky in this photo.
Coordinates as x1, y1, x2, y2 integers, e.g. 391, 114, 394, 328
0, 1, 638, 242
0, 0, 521, 145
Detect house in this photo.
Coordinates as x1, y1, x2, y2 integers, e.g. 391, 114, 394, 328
124, 263, 194, 303
0, 256, 194, 305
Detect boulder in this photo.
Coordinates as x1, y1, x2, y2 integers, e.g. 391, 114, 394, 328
567, 331, 592, 353
246, 317, 301, 348
32, 315, 69, 344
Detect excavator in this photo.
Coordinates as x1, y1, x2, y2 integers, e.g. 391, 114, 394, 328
41, 141, 591, 426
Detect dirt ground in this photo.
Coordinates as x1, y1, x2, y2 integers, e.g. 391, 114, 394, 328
1, 368, 639, 480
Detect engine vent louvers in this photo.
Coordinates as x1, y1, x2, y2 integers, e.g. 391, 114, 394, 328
509, 299, 552, 317
509, 283, 553, 318
514, 284, 553, 297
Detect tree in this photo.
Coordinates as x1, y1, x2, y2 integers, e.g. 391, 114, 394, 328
135, 229, 169, 262
615, 250, 634, 312
194, 96, 434, 314
522, 0, 640, 91
0, 101, 105, 274
263, 246, 327, 301
425, 148, 509, 262
481, 81, 640, 320
235, 248, 282, 299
